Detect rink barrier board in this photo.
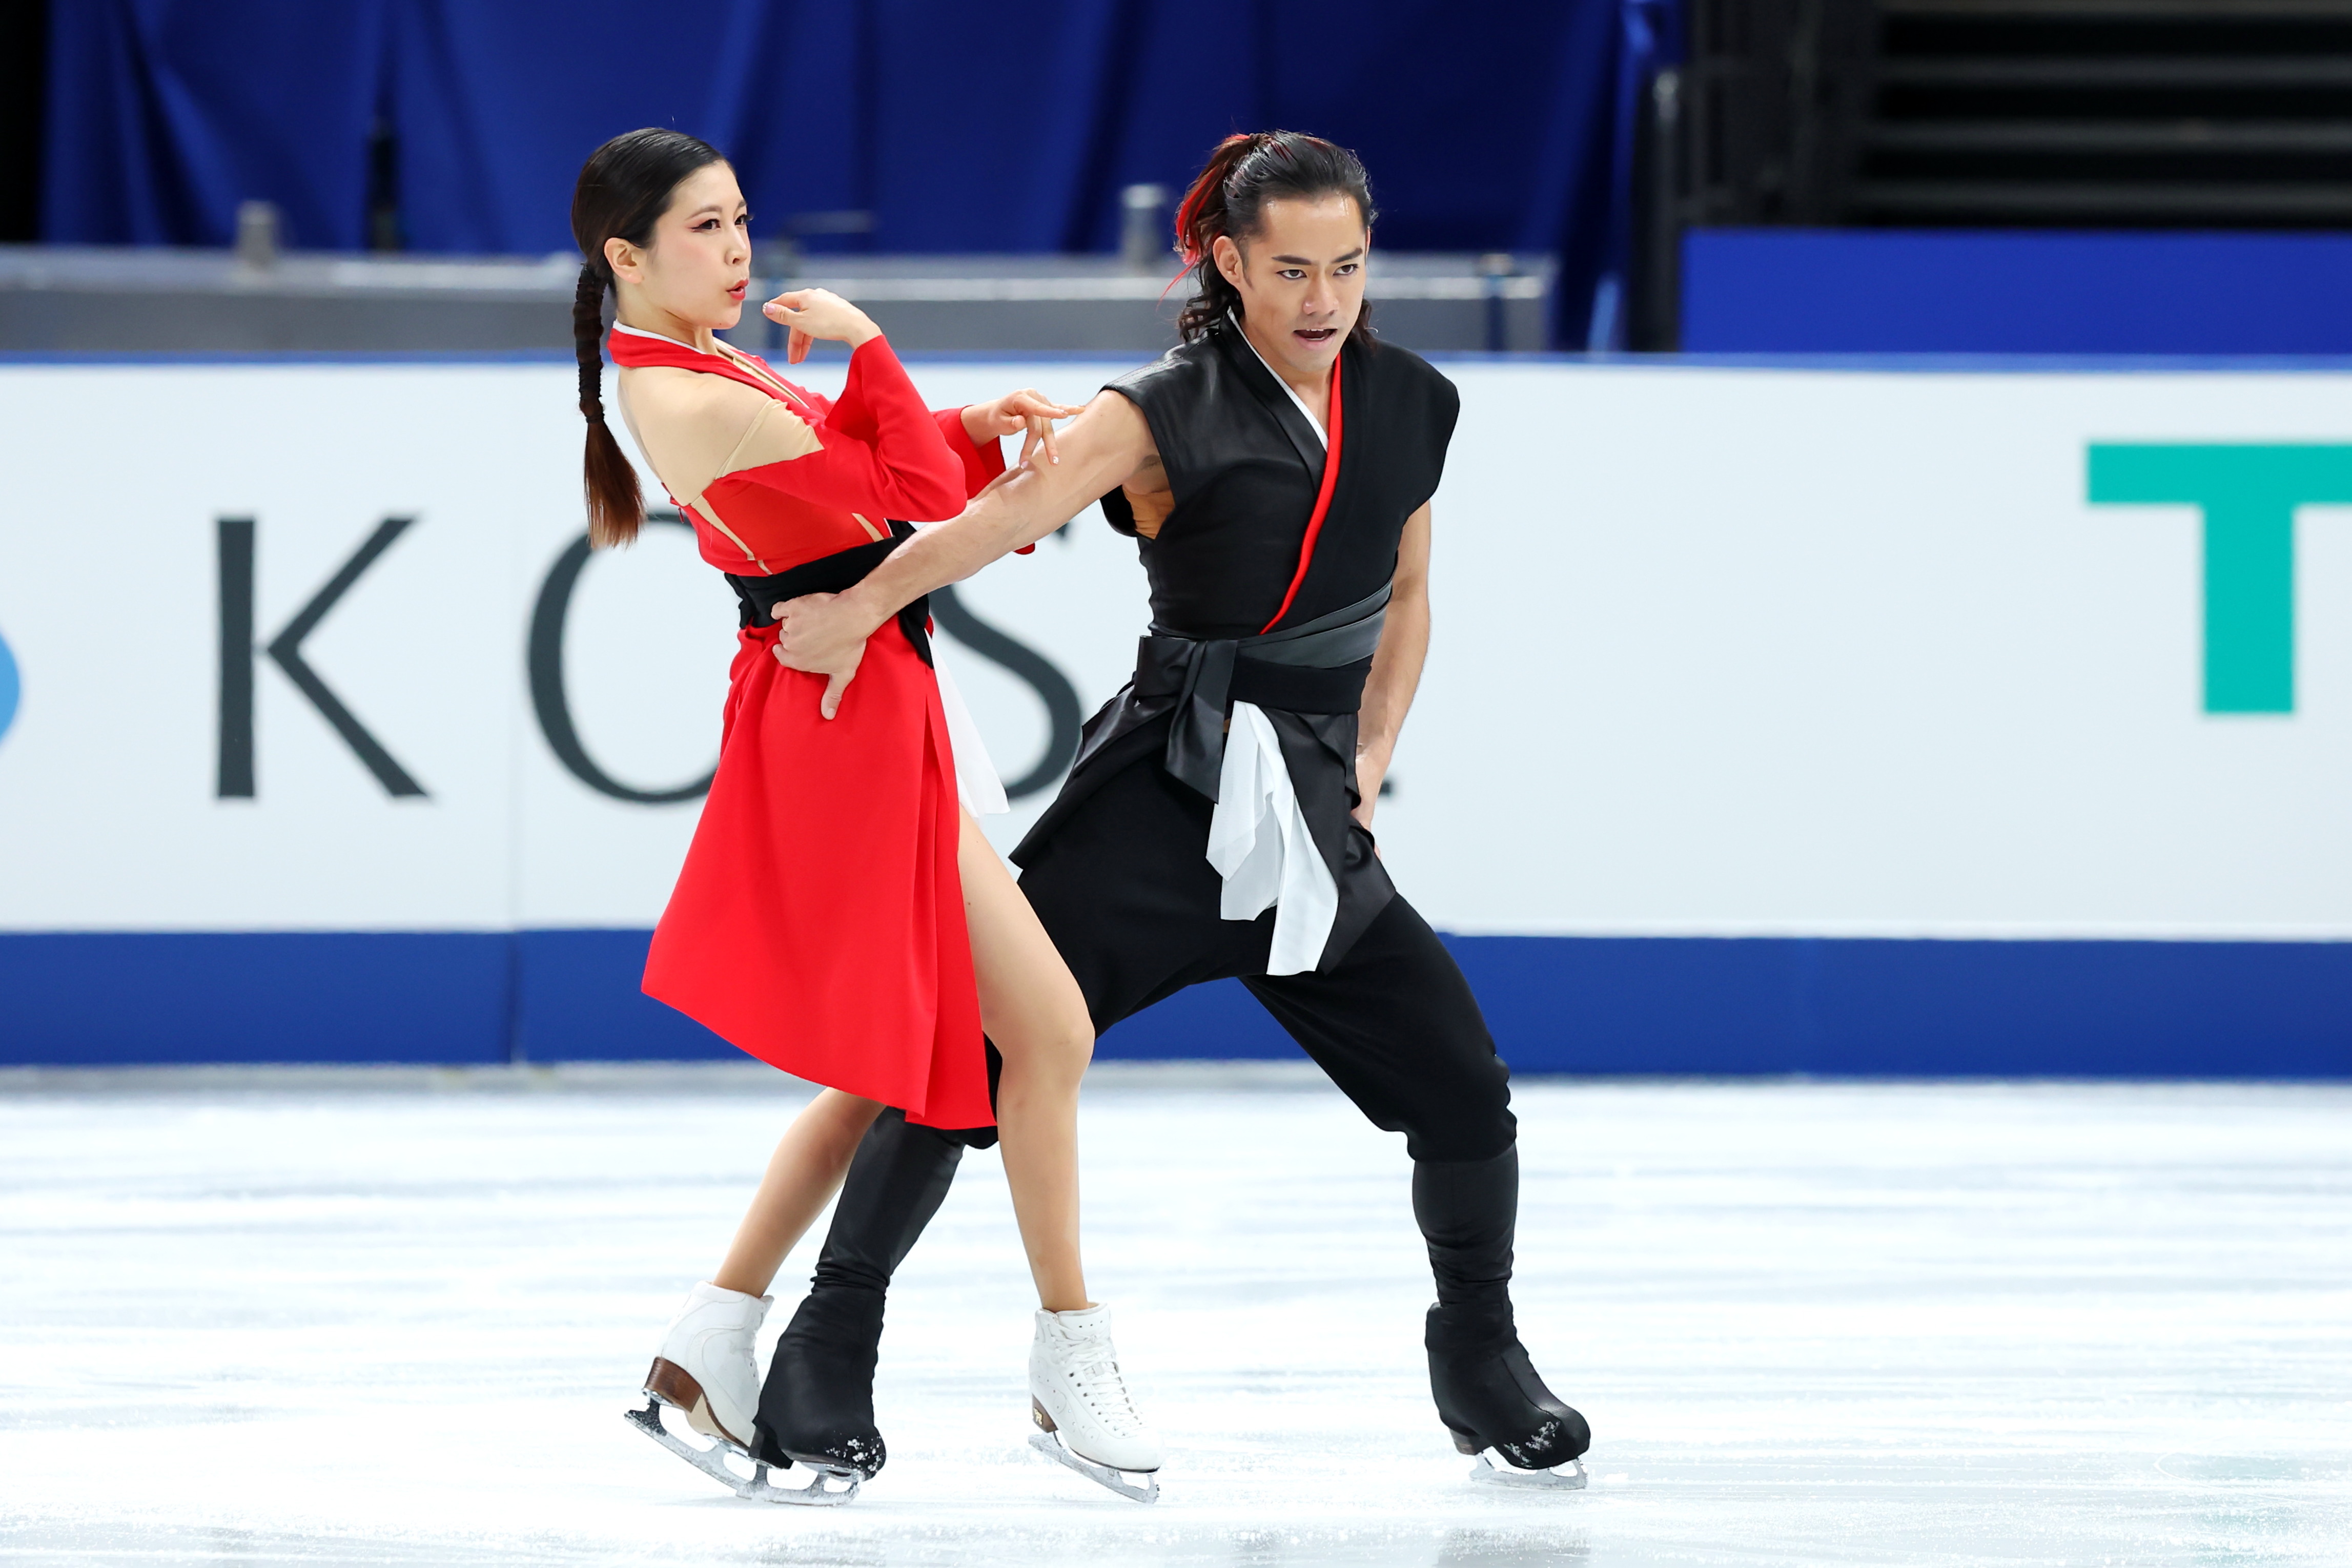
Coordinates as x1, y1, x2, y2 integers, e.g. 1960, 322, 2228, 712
3, 931, 2345, 1077
12, 358, 2352, 1077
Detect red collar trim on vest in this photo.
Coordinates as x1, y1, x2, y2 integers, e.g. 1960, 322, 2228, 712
1260, 351, 1343, 634
607, 325, 811, 412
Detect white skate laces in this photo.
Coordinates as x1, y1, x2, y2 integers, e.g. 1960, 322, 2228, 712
1027, 1304, 1161, 1500
1040, 1311, 1148, 1435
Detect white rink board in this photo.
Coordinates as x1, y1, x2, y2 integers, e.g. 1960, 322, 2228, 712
4, 358, 2352, 938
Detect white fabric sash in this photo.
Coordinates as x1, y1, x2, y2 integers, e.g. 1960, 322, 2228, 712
904, 517, 1007, 817
1205, 700, 1340, 975
930, 646, 1008, 817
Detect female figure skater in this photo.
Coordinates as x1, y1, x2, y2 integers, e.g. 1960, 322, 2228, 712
567, 128, 1158, 1504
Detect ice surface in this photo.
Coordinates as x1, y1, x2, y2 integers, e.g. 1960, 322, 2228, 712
2, 1066, 2347, 1566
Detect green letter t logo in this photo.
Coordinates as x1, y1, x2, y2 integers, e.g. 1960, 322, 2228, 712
2088, 444, 2352, 714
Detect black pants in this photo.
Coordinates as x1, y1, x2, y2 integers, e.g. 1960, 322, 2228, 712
792, 749, 1528, 1398
1016, 750, 1516, 1162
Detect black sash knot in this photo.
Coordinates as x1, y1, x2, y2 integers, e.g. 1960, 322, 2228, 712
1134, 583, 1393, 801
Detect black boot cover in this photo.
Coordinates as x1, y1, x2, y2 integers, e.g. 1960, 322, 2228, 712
1415, 1145, 1591, 1470
760, 1284, 887, 1477
754, 1108, 963, 1477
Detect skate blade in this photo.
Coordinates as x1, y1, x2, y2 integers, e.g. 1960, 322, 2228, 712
1468, 1452, 1588, 1491
1027, 1430, 1159, 1504
626, 1400, 860, 1506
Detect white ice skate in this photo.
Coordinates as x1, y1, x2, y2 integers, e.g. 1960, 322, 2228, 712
1026, 1304, 1161, 1503
624, 1282, 860, 1506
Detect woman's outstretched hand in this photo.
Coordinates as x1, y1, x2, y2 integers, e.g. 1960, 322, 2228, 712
963, 389, 1089, 467
762, 288, 882, 364
771, 591, 880, 719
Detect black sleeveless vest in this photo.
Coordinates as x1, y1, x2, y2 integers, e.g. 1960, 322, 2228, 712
1013, 323, 1460, 971
1099, 320, 1458, 636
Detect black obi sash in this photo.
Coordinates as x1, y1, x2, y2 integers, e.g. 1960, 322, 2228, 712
1012, 582, 1398, 972
726, 521, 932, 667
1137, 582, 1392, 802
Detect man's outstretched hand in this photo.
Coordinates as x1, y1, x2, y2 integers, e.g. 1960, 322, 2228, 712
771, 591, 879, 719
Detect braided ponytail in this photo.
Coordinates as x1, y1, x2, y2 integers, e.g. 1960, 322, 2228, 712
568, 127, 727, 550
574, 261, 642, 549
1172, 130, 1378, 346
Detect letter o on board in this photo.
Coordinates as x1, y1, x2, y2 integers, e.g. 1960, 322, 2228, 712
527, 513, 715, 804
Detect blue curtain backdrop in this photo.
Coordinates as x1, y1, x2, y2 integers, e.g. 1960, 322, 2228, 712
41, 0, 393, 252
43, 0, 1656, 345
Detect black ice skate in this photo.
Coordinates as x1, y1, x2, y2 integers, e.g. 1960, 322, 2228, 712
755, 1285, 890, 1481
1426, 1300, 1591, 1490
748, 1105, 968, 1489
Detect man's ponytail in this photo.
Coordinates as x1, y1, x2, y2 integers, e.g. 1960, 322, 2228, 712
1171, 132, 1271, 339
568, 127, 727, 549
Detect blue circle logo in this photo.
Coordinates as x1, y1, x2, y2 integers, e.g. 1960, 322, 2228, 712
0, 627, 17, 746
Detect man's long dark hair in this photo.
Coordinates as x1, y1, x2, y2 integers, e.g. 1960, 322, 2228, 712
1172, 131, 1378, 346
568, 128, 727, 549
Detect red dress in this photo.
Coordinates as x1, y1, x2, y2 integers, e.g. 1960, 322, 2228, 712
613, 325, 1005, 1129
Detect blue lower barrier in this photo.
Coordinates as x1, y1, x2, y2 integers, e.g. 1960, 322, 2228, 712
3, 930, 2345, 1077
1451, 935, 2352, 1078
512, 929, 731, 1062
0, 931, 512, 1065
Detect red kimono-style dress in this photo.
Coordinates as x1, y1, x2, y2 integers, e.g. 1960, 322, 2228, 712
612, 324, 1005, 1128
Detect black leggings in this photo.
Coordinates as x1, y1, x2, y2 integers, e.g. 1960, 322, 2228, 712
790, 752, 1525, 1341
1014, 752, 1515, 1162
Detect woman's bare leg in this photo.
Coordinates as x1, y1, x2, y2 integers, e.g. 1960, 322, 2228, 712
711, 1089, 886, 1296
959, 812, 1094, 1312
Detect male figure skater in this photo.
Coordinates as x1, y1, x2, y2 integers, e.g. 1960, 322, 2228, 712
759, 131, 1590, 1494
